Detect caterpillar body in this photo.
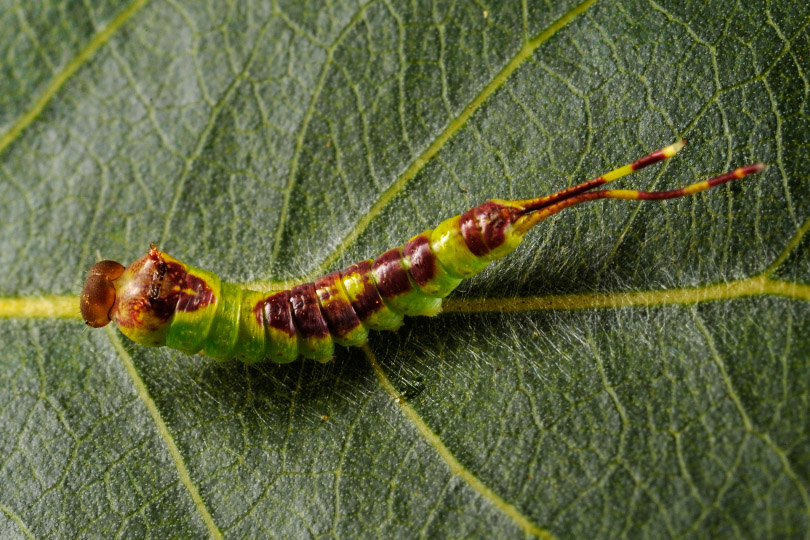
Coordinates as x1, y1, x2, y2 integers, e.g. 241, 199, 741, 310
81, 141, 764, 363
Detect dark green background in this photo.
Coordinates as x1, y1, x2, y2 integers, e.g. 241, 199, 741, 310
1, 0, 808, 538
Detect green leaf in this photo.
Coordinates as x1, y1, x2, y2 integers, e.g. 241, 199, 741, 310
1, 0, 808, 538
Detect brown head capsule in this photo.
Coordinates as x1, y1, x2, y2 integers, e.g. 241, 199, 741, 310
80, 260, 126, 327
80, 244, 216, 347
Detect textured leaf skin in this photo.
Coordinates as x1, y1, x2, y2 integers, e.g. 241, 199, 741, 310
1, 1, 809, 538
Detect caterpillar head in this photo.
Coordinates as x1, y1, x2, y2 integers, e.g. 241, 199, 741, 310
80, 260, 126, 327
81, 245, 210, 346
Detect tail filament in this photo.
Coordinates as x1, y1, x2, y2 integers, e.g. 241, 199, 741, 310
511, 141, 765, 234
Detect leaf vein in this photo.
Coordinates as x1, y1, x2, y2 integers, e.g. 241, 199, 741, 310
104, 326, 224, 540
0, 0, 152, 158
158, 15, 277, 247
0, 502, 36, 540
268, 0, 380, 268
441, 277, 810, 313
363, 343, 556, 540
305, 0, 600, 280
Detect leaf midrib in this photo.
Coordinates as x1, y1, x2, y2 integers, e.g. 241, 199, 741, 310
2, 275, 810, 321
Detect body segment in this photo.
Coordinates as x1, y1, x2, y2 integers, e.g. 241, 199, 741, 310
80, 141, 765, 363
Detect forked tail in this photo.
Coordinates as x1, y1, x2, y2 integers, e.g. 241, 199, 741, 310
505, 140, 765, 234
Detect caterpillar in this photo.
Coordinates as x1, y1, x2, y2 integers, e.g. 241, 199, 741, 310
81, 141, 764, 363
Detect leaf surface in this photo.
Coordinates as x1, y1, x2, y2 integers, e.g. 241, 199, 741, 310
1, 0, 809, 538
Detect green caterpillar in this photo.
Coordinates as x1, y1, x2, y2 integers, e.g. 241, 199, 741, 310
81, 141, 764, 363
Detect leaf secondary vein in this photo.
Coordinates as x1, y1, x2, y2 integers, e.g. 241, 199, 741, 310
269, 0, 380, 267
259, 0, 600, 285
0, 502, 36, 540
691, 310, 810, 519
363, 344, 556, 540
0, 0, 152, 158
104, 326, 224, 540
766, 214, 810, 275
